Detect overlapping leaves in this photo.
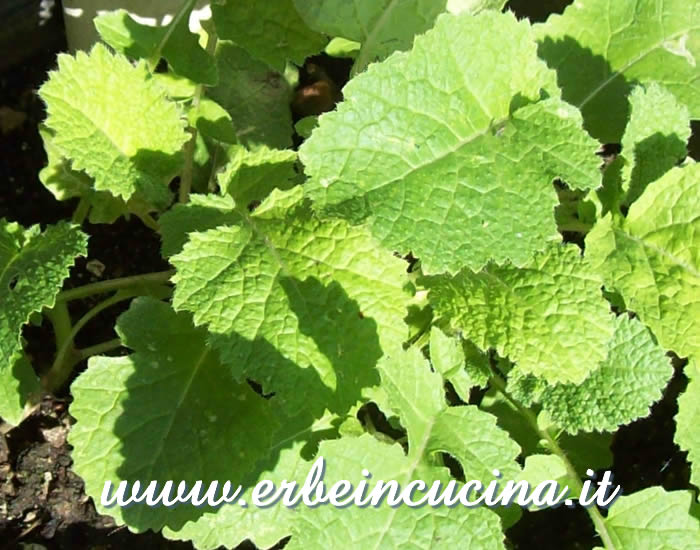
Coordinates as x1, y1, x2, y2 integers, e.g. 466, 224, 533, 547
301, 11, 600, 274
170, 187, 410, 418
39, 44, 189, 208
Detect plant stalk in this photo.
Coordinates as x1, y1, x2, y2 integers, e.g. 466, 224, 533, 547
56, 270, 175, 302
75, 338, 123, 363
46, 300, 73, 352
43, 293, 132, 392
71, 197, 90, 224
489, 375, 617, 550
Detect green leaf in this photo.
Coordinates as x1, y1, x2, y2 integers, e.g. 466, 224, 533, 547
516, 454, 580, 510
295, 0, 447, 74
620, 83, 691, 206
601, 487, 700, 548
558, 431, 613, 476
295, 115, 319, 139
446, 0, 507, 14
171, 187, 410, 418
288, 434, 508, 550
163, 442, 308, 549
68, 298, 281, 532
39, 44, 189, 208
535, 0, 700, 142
480, 387, 541, 457
212, 0, 327, 71
585, 163, 700, 361
188, 98, 237, 143
38, 126, 153, 225
0, 353, 40, 426
217, 144, 298, 206
537, 315, 673, 434
426, 244, 615, 384
94, 5, 218, 85
296, 0, 506, 76
209, 42, 294, 149
159, 193, 238, 258
378, 347, 522, 483
429, 326, 475, 400
676, 359, 700, 495
0, 220, 87, 371
301, 12, 601, 274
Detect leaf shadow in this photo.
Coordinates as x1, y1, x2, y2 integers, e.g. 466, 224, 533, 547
536, 35, 632, 142
109, 274, 384, 532
624, 131, 688, 206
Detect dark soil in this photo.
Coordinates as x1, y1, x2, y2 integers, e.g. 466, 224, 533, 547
1, 2, 697, 550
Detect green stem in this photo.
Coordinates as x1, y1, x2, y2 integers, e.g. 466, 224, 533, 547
72, 197, 90, 224
138, 212, 160, 232
43, 293, 132, 393
46, 300, 73, 352
75, 338, 123, 363
56, 270, 175, 303
489, 375, 616, 550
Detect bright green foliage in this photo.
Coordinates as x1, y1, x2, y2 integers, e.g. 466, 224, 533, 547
159, 194, 238, 258
301, 12, 600, 274
39, 126, 149, 224
0, 220, 87, 373
0, 353, 40, 426
212, 0, 327, 71
535, 0, 700, 142
586, 163, 700, 361
14, 2, 700, 548
164, 443, 308, 549
676, 359, 700, 495
430, 326, 473, 400
94, 4, 218, 85
537, 316, 673, 434
620, 83, 691, 206
0, 220, 86, 424
218, 145, 298, 206
379, 347, 521, 482
171, 187, 410, 417
39, 44, 189, 208
209, 42, 294, 149
598, 487, 700, 549
68, 298, 281, 532
294, 0, 444, 74
288, 435, 507, 550
295, 0, 506, 75
427, 244, 615, 384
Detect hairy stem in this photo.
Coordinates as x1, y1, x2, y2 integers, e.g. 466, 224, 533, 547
489, 375, 616, 550
56, 270, 174, 302
43, 293, 132, 393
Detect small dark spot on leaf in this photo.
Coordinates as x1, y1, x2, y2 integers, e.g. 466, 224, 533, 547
9, 274, 19, 290
358, 311, 365, 319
